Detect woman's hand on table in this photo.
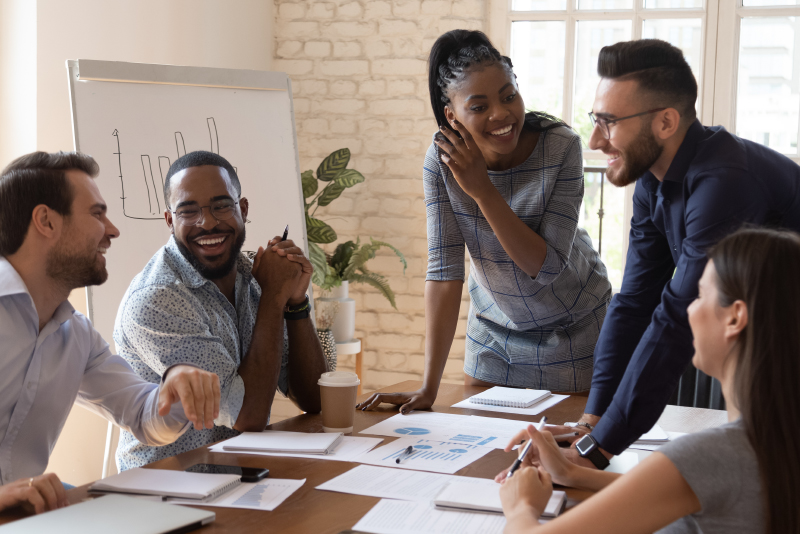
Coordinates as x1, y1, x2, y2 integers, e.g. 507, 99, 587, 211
500, 466, 552, 532
356, 388, 436, 414
434, 122, 495, 202
0, 473, 68, 514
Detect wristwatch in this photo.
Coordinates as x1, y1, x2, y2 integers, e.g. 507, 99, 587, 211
284, 295, 310, 320
575, 434, 610, 470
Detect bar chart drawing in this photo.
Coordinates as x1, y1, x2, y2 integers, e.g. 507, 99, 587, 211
112, 117, 229, 220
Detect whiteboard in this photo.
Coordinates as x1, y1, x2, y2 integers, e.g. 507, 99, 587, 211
67, 60, 308, 346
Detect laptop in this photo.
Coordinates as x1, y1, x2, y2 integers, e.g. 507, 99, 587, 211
0, 494, 215, 533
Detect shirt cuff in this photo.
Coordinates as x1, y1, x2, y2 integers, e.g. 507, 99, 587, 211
217, 373, 245, 429
590, 407, 646, 455
531, 244, 563, 286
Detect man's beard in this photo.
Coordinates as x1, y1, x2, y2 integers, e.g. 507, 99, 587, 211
46, 238, 108, 289
606, 121, 664, 187
175, 227, 246, 280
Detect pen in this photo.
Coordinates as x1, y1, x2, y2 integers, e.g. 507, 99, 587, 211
506, 417, 546, 480
280, 224, 289, 242
553, 432, 580, 440
395, 446, 414, 464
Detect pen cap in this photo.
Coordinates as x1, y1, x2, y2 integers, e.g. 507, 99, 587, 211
317, 371, 360, 387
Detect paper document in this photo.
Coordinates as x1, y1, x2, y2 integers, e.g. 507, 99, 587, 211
219, 431, 342, 454
353, 499, 507, 534
317, 465, 499, 502
89, 467, 240, 501
170, 478, 304, 511
633, 424, 669, 443
606, 451, 639, 474
360, 412, 532, 449
354, 437, 493, 474
452, 394, 567, 416
209, 436, 383, 461
628, 431, 687, 451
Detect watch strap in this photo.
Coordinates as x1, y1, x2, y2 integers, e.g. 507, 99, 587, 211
284, 295, 310, 320
577, 435, 610, 470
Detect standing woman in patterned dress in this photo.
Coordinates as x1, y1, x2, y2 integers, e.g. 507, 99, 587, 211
358, 30, 612, 413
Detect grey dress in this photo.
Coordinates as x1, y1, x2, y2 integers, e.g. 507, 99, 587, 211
423, 116, 612, 392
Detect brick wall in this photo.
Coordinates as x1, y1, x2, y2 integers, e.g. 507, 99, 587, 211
270, 0, 486, 421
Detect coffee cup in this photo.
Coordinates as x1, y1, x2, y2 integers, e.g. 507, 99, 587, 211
318, 371, 360, 433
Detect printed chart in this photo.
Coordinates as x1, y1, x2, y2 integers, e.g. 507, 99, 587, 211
355, 437, 493, 474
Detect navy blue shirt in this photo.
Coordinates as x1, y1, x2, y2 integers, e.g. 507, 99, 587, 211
587, 120, 800, 454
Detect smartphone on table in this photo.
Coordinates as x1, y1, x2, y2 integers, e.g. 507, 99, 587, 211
185, 463, 269, 483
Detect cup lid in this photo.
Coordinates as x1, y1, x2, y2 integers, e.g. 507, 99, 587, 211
318, 371, 360, 387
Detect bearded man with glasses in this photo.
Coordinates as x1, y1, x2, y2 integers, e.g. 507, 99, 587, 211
113, 150, 327, 470
544, 39, 800, 468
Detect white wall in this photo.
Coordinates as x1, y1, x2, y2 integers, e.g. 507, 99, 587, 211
0, 0, 274, 486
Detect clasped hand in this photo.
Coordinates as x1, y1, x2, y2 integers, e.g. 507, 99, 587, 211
251, 237, 312, 307
434, 122, 494, 201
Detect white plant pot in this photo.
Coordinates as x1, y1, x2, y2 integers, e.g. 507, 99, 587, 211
318, 281, 355, 343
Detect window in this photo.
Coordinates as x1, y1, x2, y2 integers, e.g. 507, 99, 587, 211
489, 0, 800, 289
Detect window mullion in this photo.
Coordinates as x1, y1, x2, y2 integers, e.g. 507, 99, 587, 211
564, 14, 577, 125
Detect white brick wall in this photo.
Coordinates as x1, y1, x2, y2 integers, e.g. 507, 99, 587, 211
271, 0, 485, 422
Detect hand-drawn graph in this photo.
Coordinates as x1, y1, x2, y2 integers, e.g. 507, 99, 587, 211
112, 117, 229, 220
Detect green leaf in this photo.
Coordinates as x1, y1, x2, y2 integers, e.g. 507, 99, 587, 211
309, 242, 342, 290
348, 271, 397, 309
334, 169, 365, 188
306, 215, 337, 244
301, 170, 317, 198
330, 240, 358, 277
316, 181, 346, 207
342, 238, 407, 280
316, 148, 350, 182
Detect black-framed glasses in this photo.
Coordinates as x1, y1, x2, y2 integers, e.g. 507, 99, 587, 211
588, 108, 666, 139
171, 199, 240, 226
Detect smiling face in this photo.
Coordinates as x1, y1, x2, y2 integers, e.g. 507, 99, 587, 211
687, 260, 735, 380
166, 165, 248, 280
588, 78, 664, 187
46, 170, 119, 288
443, 63, 527, 163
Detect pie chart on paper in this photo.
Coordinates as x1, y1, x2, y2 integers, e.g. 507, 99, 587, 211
394, 428, 430, 436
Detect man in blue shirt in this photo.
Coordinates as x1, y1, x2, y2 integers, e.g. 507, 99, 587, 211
0, 151, 221, 513
114, 151, 327, 470
561, 39, 800, 459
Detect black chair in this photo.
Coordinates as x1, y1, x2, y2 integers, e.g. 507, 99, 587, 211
668, 363, 725, 410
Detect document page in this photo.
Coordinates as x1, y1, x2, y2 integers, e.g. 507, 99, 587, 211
170, 478, 305, 511
354, 437, 493, 474
353, 499, 506, 534
316, 465, 495, 502
360, 412, 527, 449
451, 394, 568, 416
208, 436, 383, 461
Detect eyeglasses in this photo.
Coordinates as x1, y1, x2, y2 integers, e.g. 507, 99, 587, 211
170, 199, 239, 226
588, 108, 666, 139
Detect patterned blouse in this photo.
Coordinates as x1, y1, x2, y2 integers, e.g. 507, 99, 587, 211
113, 237, 289, 470
424, 119, 612, 392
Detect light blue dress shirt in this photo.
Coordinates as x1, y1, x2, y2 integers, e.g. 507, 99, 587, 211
114, 237, 289, 470
0, 257, 191, 485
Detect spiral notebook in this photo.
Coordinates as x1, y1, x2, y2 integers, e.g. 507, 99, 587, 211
89, 467, 241, 502
468, 387, 551, 408
434, 479, 566, 517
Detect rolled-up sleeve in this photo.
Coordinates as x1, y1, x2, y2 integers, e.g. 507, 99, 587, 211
76, 329, 191, 446
424, 142, 466, 282
531, 134, 584, 286
119, 286, 244, 429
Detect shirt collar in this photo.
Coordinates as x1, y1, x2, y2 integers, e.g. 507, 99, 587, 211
164, 236, 252, 290
0, 257, 75, 325
662, 119, 705, 184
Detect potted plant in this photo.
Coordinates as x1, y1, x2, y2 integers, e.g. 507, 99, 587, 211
303, 148, 406, 342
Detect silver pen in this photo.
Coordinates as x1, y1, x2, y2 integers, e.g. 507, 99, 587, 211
396, 445, 415, 464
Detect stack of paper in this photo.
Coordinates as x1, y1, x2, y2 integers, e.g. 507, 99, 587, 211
220, 431, 343, 454
90, 468, 241, 501
209, 436, 383, 461
468, 387, 552, 408
434, 479, 566, 517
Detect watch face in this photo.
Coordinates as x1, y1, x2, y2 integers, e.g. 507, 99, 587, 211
575, 435, 594, 455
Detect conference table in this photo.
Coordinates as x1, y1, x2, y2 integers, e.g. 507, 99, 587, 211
0, 380, 727, 532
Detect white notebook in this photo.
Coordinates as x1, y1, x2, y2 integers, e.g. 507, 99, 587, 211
468, 387, 552, 408
434, 480, 566, 517
220, 430, 344, 454
89, 467, 241, 501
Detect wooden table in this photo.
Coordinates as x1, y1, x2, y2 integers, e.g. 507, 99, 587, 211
0, 381, 727, 532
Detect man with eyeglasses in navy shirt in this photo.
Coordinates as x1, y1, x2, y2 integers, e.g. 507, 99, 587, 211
546, 39, 800, 466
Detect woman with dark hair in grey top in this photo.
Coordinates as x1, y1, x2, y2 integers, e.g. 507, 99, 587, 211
358, 30, 611, 414
496, 226, 800, 534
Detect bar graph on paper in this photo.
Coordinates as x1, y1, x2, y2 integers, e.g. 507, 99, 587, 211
355, 437, 494, 474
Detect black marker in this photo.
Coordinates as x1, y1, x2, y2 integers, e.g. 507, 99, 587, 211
280, 225, 289, 242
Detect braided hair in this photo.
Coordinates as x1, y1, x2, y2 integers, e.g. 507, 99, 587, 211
427, 30, 566, 132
